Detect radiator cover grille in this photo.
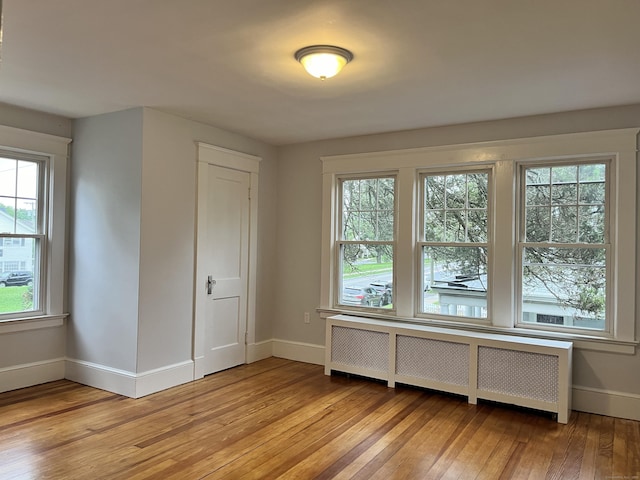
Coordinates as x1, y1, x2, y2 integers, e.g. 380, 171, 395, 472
331, 326, 388, 372
396, 335, 469, 386
477, 346, 559, 403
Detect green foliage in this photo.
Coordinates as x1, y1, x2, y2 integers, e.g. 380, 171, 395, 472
426, 163, 608, 319
0, 286, 32, 314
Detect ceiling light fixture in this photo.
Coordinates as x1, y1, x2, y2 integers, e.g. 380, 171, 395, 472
295, 45, 353, 80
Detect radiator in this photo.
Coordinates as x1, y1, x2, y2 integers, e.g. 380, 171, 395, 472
325, 315, 572, 423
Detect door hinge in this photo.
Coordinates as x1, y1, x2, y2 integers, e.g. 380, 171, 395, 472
248, 187, 251, 200
244, 332, 248, 344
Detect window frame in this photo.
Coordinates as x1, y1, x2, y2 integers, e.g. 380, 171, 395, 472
0, 125, 70, 333
0, 151, 49, 319
334, 173, 397, 312
515, 157, 613, 336
417, 165, 493, 323
320, 128, 638, 353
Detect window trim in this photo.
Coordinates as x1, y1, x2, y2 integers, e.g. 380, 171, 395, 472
515, 158, 613, 337
320, 128, 638, 352
334, 173, 397, 312
417, 165, 493, 323
0, 125, 70, 333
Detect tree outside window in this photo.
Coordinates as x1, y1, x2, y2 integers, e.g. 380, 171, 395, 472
520, 162, 608, 330
420, 170, 490, 319
338, 176, 395, 309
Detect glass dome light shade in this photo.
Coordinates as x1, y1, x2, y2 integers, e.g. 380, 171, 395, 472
295, 45, 353, 80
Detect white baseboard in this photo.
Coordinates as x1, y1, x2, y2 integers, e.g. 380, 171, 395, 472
65, 358, 137, 397
65, 358, 195, 398
135, 361, 194, 398
0, 358, 65, 393
247, 340, 273, 363
272, 339, 325, 365
572, 385, 640, 421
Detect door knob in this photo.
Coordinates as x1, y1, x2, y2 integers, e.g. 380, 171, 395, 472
207, 276, 216, 294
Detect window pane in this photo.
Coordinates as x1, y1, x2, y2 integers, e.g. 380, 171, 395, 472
445, 211, 465, 242
526, 184, 550, 206
425, 175, 445, 209
525, 206, 550, 242
522, 246, 606, 330
526, 167, 550, 186
17, 161, 39, 200
524, 162, 606, 246
424, 210, 445, 242
467, 173, 488, 208
551, 183, 577, 205
579, 163, 605, 182
424, 171, 489, 244
422, 246, 488, 318
467, 210, 487, 242
0, 158, 17, 197
0, 159, 40, 235
0, 196, 16, 234
0, 237, 38, 314
341, 177, 395, 242
445, 175, 466, 208
340, 243, 393, 308
579, 182, 605, 205
578, 206, 604, 243
552, 165, 577, 183
551, 206, 578, 242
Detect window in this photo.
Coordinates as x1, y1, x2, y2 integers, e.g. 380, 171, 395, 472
519, 161, 608, 332
337, 176, 395, 309
0, 125, 69, 329
0, 155, 44, 315
320, 129, 636, 350
420, 170, 490, 319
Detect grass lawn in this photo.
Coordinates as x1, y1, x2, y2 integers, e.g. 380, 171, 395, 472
343, 261, 392, 278
0, 286, 32, 314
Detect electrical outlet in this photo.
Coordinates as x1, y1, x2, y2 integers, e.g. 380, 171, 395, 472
304, 312, 310, 324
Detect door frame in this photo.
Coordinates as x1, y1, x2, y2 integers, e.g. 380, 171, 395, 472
194, 143, 260, 379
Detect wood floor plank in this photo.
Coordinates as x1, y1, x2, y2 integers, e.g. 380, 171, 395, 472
0, 359, 638, 480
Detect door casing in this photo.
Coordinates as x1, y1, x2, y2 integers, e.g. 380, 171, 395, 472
194, 143, 260, 379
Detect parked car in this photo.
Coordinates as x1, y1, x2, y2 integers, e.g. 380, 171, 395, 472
370, 281, 393, 305
0, 271, 33, 287
342, 286, 383, 307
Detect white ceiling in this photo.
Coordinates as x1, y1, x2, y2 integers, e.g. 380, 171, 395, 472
1, 1, 639, 145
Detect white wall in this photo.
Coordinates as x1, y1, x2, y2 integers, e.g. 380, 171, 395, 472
67, 107, 277, 395
68, 109, 143, 373
136, 108, 278, 373
275, 104, 640, 417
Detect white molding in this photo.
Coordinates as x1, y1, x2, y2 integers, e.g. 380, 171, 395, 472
135, 361, 194, 398
320, 128, 639, 173
65, 358, 137, 397
0, 124, 71, 157
196, 142, 260, 173
0, 358, 65, 393
247, 340, 273, 363
0, 314, 66, 334
194, 143, 261, 376
65, 358, 197, 398
572, 385, 640, 421
272, 339, 325, 365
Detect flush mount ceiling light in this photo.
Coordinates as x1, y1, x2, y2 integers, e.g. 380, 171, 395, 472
295, 45, 353, 80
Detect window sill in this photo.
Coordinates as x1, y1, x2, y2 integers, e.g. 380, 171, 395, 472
317, 308, 637, 354
0, 314, 68, 334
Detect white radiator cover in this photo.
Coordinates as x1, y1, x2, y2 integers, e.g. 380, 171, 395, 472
326, 315, 572, 423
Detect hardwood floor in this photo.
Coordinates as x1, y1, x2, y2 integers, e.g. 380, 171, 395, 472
1, 358, 638, 479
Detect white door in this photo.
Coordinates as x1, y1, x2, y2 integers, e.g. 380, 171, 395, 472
197, 164, 250, 375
